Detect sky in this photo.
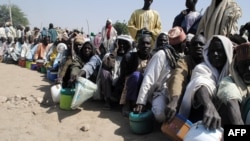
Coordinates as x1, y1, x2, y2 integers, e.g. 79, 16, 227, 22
0, 0, 249, 34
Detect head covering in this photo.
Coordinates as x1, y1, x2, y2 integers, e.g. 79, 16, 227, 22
203, 35, 234, 83
56, 43, 67, 53
117, 34, 134, 46
62, 32, 69, 41
155, 32, 168, 47
186, 33, 195, 42
5, 22, 11, 26
74, 34, 84, 44
107, 19, 112, 23
168, 26, 186, 45
235, 42, 250, 63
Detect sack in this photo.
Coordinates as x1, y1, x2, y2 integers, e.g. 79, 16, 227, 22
71, 77, 97, 109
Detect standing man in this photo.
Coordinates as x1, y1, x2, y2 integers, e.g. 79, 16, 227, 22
172, 0, 202, 34
101, 19, 118, 53
127, 0, 162, 46
48, 23, 58, 43
196, 0, 242, 40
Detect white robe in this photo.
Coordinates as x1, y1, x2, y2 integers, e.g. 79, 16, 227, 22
178, 35, 234, 118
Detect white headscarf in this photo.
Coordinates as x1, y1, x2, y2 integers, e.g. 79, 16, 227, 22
178, 35, 234, 118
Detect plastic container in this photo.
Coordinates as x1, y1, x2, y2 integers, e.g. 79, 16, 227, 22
49, 72, 58, 82
18, 59, 26, 67
184, 121, 224, 141
25, 60, 32, 69
46, 69, 50, 79
36, 59, 44, 72
50, 84, 62, 103
59, 88, 75, 110
161, 114, 193, 141
31, 62, 37, 70
129, 110, 155, 134
40, 66, 47, 74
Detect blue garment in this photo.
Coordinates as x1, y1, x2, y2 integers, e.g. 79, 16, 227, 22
48, 28, 58, 43
82, 55, 102, 79
126, 71, 143, 101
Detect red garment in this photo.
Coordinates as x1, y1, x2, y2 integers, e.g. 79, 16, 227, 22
106, 24, 112, 40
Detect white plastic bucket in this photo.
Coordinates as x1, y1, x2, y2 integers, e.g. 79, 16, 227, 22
184, 121, 224, 141
50, 84, 62, 103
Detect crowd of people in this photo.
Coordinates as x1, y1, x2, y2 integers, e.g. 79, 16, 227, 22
1, 0, 250, 140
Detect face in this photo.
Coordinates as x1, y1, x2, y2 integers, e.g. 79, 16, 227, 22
236, 60, 250, 85
82, 43, 92, 57
42, 36, 50, 45
138, 35, 151, 58
117, 39, 131, 56
144, 0, 153, 7
186, 0, 195, 9
156, 34, 168, 47
106, 21, 111, 27
74, 42, 83, 54
189, 35, 206, 63
208, 37, 227, 71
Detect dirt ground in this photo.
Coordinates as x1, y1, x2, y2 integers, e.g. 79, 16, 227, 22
0, 62, 172, 141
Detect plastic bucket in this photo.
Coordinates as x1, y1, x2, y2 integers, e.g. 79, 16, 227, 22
50, 84, 62, 103
40, 66, 47, 74
25, 61, 32, 69
184, 121, 224, 141
59, 88, 75, 110
31, 63, 37, 70
46, 69, 50, 79
161, 114, 193, 141
18, 59, 26, 67
49, 72, 58, 82
129, 110, 155, 134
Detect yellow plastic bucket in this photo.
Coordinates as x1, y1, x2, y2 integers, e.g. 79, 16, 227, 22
25, 61, 32, 69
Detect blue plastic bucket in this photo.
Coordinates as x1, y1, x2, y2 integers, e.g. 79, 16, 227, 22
49, 72, 58, 82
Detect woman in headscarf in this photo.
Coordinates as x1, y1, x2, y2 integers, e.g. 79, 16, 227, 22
217, 43, 250, 125
69, 41, 102, 85
178, 35, 234, 129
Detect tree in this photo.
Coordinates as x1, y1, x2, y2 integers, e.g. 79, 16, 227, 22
113, 20, 129, 35
0, 4, 29, 27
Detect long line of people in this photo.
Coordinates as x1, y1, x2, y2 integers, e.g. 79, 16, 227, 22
1, 1, 250, 140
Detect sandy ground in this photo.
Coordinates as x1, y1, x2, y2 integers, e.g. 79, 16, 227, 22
0, 62, 171, 141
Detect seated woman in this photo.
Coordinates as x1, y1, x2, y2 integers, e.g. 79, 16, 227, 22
56, 34, 84, 88
178, 35, 234, 129
34, 36, 52, 61
97, 35, 134, 109
60, 39, 101, 88
33, 36, 53, 70
45, 36, 70, 72
217, 42, 250, 125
